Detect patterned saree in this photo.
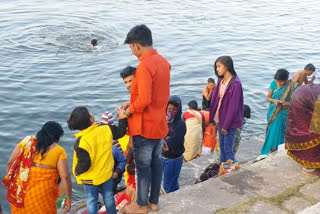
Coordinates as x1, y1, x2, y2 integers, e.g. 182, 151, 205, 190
285, 84, 320, 168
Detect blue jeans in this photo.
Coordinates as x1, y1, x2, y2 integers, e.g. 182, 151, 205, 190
132, 135, 163, 206
84, 177, 116, 214
162, 156, 183, 193
218, 126, 236, 163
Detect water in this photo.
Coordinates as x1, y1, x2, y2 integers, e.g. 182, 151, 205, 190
0, 0, 319, 212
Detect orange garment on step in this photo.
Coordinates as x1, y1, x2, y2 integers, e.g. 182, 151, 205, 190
201, 110, 217, 153
11, 167, 59, 214
128, 49, 171, 139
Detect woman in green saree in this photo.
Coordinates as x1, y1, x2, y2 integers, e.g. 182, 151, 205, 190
257, 69, 298, 160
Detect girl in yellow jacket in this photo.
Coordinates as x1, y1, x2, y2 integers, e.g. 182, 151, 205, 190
67, 106, 127, 214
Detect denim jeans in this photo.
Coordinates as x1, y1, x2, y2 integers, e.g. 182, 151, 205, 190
112, 174, 123, 195
162, 156, 183, 193
132, 135, 163, 206
84, 177, 116, 214
218, 126, 236, 162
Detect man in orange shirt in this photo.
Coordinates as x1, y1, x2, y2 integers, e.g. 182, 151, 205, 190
120, 24, 170, 213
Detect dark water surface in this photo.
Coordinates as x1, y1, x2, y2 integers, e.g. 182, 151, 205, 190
1, 0, 319, 212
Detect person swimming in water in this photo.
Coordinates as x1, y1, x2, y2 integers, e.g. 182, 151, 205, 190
87, 39, 98, 50
91, 39, 98, 47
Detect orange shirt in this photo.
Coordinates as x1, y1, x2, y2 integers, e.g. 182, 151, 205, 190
128, 49, 170, 139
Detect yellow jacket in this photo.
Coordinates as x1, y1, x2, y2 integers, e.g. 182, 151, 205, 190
72, 123, 114, 185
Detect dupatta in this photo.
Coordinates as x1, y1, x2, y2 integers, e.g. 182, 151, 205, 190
266, 80, 298, 134
2, 136, 37, 208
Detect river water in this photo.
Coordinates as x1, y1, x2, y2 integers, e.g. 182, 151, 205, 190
0, 0, 319, 212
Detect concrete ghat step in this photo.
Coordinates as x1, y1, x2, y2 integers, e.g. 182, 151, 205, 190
59, 151, 320, 214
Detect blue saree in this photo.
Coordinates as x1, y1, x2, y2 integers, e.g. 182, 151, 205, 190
260, 80, 297, 155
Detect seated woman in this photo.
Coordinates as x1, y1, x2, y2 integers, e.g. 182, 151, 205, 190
183, 100, 205, 162
2, 121, 72, 214
257, 69, 298, 160
285, 84, 320, 177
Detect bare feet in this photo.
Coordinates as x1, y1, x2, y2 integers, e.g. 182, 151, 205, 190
303, 168, 320, 177
148, 202, 159, 211
120, 202, 148, 214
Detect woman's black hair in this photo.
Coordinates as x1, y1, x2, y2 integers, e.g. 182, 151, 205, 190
208, 78, 215, 84
67, 106, 92, 131
188, 100, 199, 110
214, 56, 237, 78
244, 104, 251, 119
36, 121, 64, 157
274, 69, 289, 81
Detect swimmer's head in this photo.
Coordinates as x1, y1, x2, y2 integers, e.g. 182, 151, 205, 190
91, 39, 98, 47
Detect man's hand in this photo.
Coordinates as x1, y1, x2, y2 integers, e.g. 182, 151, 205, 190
125, 107, 131, 116
113, 171, 119, 179
311, 75, 316, 82
116, 108, 126, 119
120, 102, 130, 110
221, 129, 228, 135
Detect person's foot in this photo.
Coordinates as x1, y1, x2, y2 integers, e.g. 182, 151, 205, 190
148, 202, 159, 211
303, 168, 320, 177
120, 202, 148, 214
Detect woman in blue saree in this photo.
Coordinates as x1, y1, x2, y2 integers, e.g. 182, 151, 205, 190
257, 69, 298, 160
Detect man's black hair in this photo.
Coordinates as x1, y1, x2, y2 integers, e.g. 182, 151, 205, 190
120, 66, 136, 79
208, 78, 215, 84
304, 63, 315, 72
274, 69, 289, 81
124, 24, 153, 46
91, 39, 98, 46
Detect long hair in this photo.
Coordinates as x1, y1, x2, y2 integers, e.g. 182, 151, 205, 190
36, 121, 64, 157
214, 56, 237, 78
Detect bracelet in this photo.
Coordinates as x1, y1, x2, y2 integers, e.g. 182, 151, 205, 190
124, 113, 129, 119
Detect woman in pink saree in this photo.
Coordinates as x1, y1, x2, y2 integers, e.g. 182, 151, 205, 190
285, 84, 320, 177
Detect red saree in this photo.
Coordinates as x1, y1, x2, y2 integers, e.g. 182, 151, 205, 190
285, 84, 320, 168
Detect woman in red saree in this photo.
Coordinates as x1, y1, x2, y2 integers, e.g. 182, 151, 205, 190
2, 121, 72, 213
285, 84, 320, 177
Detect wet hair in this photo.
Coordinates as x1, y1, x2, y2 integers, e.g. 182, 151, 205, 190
67, 106, 91, 131
214, 56, 237, 78
36, 121, 64, 157
124, 24, 153, 46
91, 39, 98, 46
208, 78, 215, 84
188, 100, 199, 110
304, 63, 315, 72
120, 66, 136, 79
244, 104, 251, 119
274, 69, 289, 81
